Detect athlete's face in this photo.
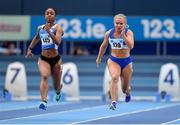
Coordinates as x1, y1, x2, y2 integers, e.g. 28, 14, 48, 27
114, 17, 126, 32
45, 8, 55, 23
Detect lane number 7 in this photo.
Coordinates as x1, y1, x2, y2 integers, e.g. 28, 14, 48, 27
10, 68, 21, 84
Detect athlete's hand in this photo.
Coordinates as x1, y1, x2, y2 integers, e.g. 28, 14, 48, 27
121, 24, 127, 36
121, 28, 126, 36
96, 58, 101, 68
44, 23, 51, 33
25, 49, 34, 58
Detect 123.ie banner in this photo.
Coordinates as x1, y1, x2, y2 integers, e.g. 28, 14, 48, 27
31, 16, 180, 42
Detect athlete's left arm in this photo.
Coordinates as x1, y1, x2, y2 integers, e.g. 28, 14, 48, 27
54, 25, 64, 45
122, 29, 134, 49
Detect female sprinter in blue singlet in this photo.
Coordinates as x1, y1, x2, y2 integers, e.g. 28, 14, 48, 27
26, 8, 64, 110
96, 14, 134, 110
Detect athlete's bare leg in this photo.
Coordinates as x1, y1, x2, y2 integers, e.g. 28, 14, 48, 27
38, 59, 51, 102
107, 59, 121, 103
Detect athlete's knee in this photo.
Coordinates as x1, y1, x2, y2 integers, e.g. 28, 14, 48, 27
111, 75, 119, 84
41, 75, 48, 81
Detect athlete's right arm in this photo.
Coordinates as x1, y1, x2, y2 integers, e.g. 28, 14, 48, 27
26, 26, 40, 58
96, 31, 110, 66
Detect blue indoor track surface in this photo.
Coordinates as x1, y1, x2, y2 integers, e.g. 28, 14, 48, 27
0, 100, 180, 124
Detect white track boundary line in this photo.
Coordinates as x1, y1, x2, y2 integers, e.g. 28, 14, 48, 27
161, 118, 180, 125
0, 101, 74, 112
71, 103, 180, 125
0, 105, 106, 122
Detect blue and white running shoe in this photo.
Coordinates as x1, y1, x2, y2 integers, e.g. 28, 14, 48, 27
125, 94, 131, 103
109, 101, 117, 110
39, 101, 47, 110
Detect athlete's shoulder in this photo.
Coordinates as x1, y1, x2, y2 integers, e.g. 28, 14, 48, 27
105, 28, 115, 39
128, 29, 133, 33
34, 25, 44, 35
107, 28, 114, 33
125, 25, 133, 34
126, 29, 134, 35
54, 23, 64, 36
37, 24, 44, 31
105, 28, 114, 37
54, 23, 63, 30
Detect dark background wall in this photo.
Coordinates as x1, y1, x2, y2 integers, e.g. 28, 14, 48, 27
114, 0, 180, 16
0, 0, 179, 15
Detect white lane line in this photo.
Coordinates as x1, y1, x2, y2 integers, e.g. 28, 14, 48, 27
0, 101, 74, 112
161, 118, 180, 125
71, 103, 180, 125
0, 105, 106, 123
